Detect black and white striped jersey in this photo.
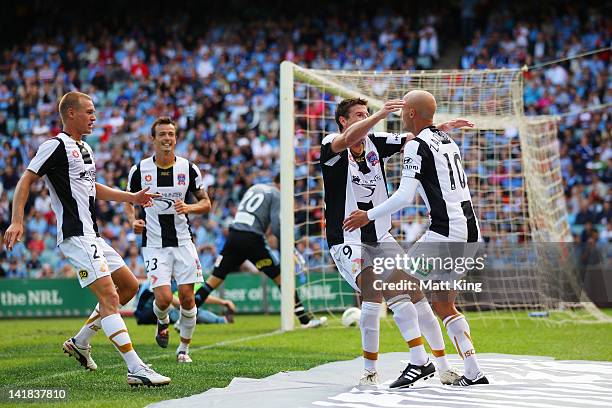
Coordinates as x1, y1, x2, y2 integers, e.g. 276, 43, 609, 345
320, 132, 408, 246
127, 156, 203, 248
402, 126, 480, 242
27, 132, 99, 245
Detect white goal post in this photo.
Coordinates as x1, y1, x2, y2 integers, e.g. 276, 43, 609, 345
279, 61, 606, 331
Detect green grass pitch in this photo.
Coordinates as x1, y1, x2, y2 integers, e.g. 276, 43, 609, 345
1, 311, 611, 408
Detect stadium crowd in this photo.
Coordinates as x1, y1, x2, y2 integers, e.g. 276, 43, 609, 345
0, 2, 609, 279
459, 5, 611, 244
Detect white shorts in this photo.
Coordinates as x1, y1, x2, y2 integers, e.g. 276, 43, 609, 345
407, 230, 482, 280
330, 233, 400, 293
59, 236, 126, 288
142, 243, 204, 289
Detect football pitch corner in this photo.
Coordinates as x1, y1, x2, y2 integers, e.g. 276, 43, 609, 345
148, 353, 612, 408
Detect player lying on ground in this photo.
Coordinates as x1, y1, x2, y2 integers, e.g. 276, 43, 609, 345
126, 116, 212, 364
134, 279, 236, 326
193, 174, 326, 328
4, 92, 170, 387
321, 97, 472, 387
343, 90, 489, 386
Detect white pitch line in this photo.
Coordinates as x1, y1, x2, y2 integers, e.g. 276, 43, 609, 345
22, 329, 284, 385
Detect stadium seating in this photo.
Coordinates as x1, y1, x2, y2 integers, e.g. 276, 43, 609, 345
0, 2, 609, 278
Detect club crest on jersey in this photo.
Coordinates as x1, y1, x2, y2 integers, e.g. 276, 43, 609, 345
144, 174, 152, 183
351, 258, 364, 274
177, 173, 186, 185
72, 150, 80, 158
366, 151, 379, 167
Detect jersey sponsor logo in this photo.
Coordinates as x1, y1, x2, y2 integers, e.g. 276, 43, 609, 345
79, 169, 97, 191
403, 157, 419, 171
153, 197, 174, 210
72, 150, 80, 158
366, 151, 379, 167
351, 175, 378, 197
363, 186, 375, 197
177, 173, 186, 185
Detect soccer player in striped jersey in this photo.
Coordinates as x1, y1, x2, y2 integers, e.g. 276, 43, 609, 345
3, 92, 170, 387
321, 97, 472, 387
126, 116, 212, 363
343, 90, 489, 386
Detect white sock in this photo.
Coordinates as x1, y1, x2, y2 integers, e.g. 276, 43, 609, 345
178, 306, 197, 353
360, 302, 380, 372
101, 314, 144, 373
444, 313, 482, 380
74, 303, 101, 347
153, 300, 170, 325
414, 299, 451, 372
389, 300, 428, 366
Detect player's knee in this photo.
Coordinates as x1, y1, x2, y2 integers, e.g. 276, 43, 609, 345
432, 302, 457, 320
118, 280, 138, 305
99, 291, 120, 314
179, 291, 195, 310
156, 296, 172, 310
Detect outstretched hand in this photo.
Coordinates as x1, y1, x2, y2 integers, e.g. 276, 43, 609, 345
131, 187, 161, 207
343, 209, 371, 232
377, 99, 405, 117
438, 118, 474, 132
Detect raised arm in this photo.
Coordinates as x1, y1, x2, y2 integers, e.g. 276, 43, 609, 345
343, 139, 423, 231
330, 100, 404, 153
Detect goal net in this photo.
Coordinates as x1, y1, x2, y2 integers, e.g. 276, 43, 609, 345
279, 61, 608, 330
